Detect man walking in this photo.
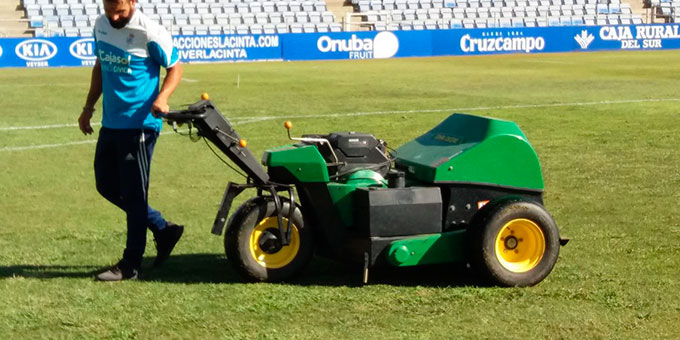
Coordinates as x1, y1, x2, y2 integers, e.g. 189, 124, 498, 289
78, 0, 184, 281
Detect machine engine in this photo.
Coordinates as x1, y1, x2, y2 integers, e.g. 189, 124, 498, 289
304, 132, 391, 177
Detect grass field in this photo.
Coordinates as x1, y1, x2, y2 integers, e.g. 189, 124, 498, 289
1, 50, 679, 339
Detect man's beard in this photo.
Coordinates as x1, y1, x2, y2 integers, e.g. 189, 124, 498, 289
108, 14, 131, 29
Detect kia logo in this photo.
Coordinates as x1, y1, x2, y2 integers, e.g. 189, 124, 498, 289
15, 39, 57, 61
69, 38, 96, 60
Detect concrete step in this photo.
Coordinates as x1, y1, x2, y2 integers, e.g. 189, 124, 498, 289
0, 0, 30, 37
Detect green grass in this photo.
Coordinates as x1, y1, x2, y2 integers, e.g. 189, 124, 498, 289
1, 50, 680, 339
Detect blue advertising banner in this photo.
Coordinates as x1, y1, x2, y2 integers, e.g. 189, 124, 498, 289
280, 30, 433, 60
431, 27, 576, 55
2, 25, 680, 68
0, 34, 282, 68
172, 34, 282, 62
574, 25, 680, 51
0, 37, 96, 68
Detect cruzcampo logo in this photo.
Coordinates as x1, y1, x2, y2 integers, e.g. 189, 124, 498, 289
574, 30, 595, 49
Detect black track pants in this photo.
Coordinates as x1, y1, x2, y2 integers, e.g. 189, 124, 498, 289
94, 127, 167, 269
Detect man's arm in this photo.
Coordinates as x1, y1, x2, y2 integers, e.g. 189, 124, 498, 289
151, 62, 183, 116
79, 59, 102, 135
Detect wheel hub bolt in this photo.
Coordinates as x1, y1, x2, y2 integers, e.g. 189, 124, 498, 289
505, 236, 519, 250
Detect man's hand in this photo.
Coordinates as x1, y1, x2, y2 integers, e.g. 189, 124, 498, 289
78, 109, 94, 135
152, 63, 182, 118
151, 96, 169, 118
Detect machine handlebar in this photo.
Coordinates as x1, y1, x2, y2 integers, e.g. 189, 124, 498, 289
163, 107, 207, 123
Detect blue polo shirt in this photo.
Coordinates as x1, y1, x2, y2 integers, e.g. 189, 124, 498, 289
93, 11, 179, 132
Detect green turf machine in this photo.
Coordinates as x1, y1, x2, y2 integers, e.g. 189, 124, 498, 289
165, 94, 568, 287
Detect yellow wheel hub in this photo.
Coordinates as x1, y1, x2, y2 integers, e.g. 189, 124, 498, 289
495, 218, 545, 273
249, 217, 300, 269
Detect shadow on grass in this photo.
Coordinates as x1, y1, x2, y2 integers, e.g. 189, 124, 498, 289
0, 253, 481, 287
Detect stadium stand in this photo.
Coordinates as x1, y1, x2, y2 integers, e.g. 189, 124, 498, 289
644, 0, 680, 23
21, 0, 342, 37
350, 0, 645, 30
11, 0, 651, 37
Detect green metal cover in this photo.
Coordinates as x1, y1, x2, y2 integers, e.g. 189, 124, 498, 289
328, 170, 387, 228
263, 144, 330, 182
386, 230, 467, 267
395, 113, 544, 190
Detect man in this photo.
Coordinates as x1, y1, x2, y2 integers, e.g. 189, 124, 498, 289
78, 0, 184, 281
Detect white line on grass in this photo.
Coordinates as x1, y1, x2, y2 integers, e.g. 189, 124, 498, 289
2, 97, 678, 152
0, 117, 255, 132
0, 131, 174, 152
0, 122, 102, 131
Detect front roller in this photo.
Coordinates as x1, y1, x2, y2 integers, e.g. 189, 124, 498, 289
472, 199, 561, 287
225, 196, 314, 282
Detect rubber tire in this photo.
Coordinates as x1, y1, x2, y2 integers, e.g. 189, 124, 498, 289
471, 199, 560, 287
225, 196, 313, 282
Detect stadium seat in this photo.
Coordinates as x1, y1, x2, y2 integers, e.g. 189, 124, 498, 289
275, 2, 289, 12
315, 1, 328, 11
242, 13, 255, 24
26, 4, 41, 18
289, 1, 302, 12
295, 12, 308, 23
188, 14, 201, 26
64, 27, 79, 37
400, 21, 413, 30
322, 11, 335, 23
290, 23, 303, 33
309, 12, 322, 23
229, 14, 242, 25
236, 3, 249, 14
195, 26, 208, 35
256, 12, 269, 24
179, 26, 194, 35
275, 23, 289, 33
263, 2, 275, 13
79, 27, 93, 37
60, 15, 74, 28
236, 24, 249, 34
269, 12, 283, 24
251, 24, 264, 34
621, 4, 632, 14
175, 14, 188, 26
250, 3, 264, 13
215, 13, 228, 24
224, 4, 236, 14
596, 4, 608, 14
202, 13, 216, 25
196, 3, 209, 15
263, 23, 276, 34
209, 4, 223, 15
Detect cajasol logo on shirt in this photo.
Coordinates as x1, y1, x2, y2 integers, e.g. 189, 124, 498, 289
316, 31, 399, 59
98, 49, 132, 74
